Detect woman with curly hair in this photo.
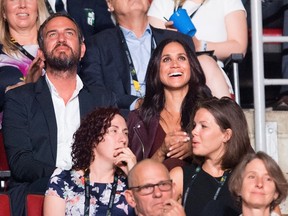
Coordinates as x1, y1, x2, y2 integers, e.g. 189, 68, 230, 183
44, 107, 137, 215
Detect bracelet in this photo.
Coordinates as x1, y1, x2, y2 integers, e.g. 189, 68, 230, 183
200, 40, 207, 51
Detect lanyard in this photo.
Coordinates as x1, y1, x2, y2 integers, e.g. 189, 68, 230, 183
177, 0, 205, 19
117, 25, 155, 96
182, 166, 201, 207
213, 170, 229, 200
84, 169, 119, 216
183, 166, 230, 208
10, 37, 35, 61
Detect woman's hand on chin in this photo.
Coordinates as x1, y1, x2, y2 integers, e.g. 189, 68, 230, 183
114, 147, 137, 175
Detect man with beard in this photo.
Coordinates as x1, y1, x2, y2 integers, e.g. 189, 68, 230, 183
2, 13, 116, 216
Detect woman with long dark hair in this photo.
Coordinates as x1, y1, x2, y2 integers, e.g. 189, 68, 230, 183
127, 38, 212, 170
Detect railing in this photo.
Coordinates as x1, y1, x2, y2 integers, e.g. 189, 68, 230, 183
251, 1, 288, 151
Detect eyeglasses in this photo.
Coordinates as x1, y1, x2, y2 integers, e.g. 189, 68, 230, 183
129, 180, 173, 195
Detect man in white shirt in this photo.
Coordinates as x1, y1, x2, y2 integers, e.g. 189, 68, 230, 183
3, 13, 115, 216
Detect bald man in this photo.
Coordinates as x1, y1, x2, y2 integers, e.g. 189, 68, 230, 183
125, 159, 185, 216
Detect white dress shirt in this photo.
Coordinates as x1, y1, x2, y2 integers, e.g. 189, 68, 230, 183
46, 74, 83, 170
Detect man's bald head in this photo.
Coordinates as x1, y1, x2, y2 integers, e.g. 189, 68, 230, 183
125, 159, 174, 216
128, 159, 170, 187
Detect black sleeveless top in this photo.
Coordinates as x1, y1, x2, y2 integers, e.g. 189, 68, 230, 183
182, 164, 241, 216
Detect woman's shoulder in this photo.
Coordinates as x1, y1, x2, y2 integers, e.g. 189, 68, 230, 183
47, 169, 82, 189
127, 109, 140, 119
182, 163, 198, 174
271, 212, 280, 216
50, 168, 84, 185
49, 168, 76, 183
149, 0, 174, 10
148, 0, 175, 19
220, 0, 246, 13
127, 109, 159, 126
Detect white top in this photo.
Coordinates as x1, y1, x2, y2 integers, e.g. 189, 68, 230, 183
148, 0, 245, 42
46, 74, 83, 170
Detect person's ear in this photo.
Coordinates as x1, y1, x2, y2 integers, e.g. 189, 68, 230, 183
37, 49, 45, 61
80, 42, 86, 59
273, 191, 279, 201
106, 0, 114, 12
171, 182, 182, 201
223, 128, 232, 143
171, 182, 177, 198
124, 190, 137, 208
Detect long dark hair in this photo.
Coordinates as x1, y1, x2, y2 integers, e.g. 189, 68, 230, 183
140, 38, 211, 130
190, 97, 254, 170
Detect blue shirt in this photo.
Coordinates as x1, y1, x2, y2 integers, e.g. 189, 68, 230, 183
119, 25, 153, 110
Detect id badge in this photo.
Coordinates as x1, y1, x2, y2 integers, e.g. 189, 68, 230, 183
84, 8, 95, 27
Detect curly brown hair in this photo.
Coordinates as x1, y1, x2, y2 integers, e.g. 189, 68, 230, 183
71, 107, 121, 170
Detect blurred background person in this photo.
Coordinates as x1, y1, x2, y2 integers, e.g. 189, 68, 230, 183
127, 38, 211, 171
44, 107, 136, 215
229, 151, 288, 216
0, 0, 49, 126
44, 0, 115, 39
148, 0, 248, 98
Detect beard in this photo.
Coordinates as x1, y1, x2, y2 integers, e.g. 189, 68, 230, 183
43, 42, 80, 72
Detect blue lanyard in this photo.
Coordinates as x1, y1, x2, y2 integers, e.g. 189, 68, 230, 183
117, 25, 155, 96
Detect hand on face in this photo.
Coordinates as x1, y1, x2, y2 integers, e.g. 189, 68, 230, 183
162, 199, 186, 216
113, 147, 137, 175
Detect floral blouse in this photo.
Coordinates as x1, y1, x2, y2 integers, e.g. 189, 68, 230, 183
46, 168, 135, 216
0, 44, 38, 77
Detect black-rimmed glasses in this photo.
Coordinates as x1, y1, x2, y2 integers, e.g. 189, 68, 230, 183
129, 180, 173, 195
